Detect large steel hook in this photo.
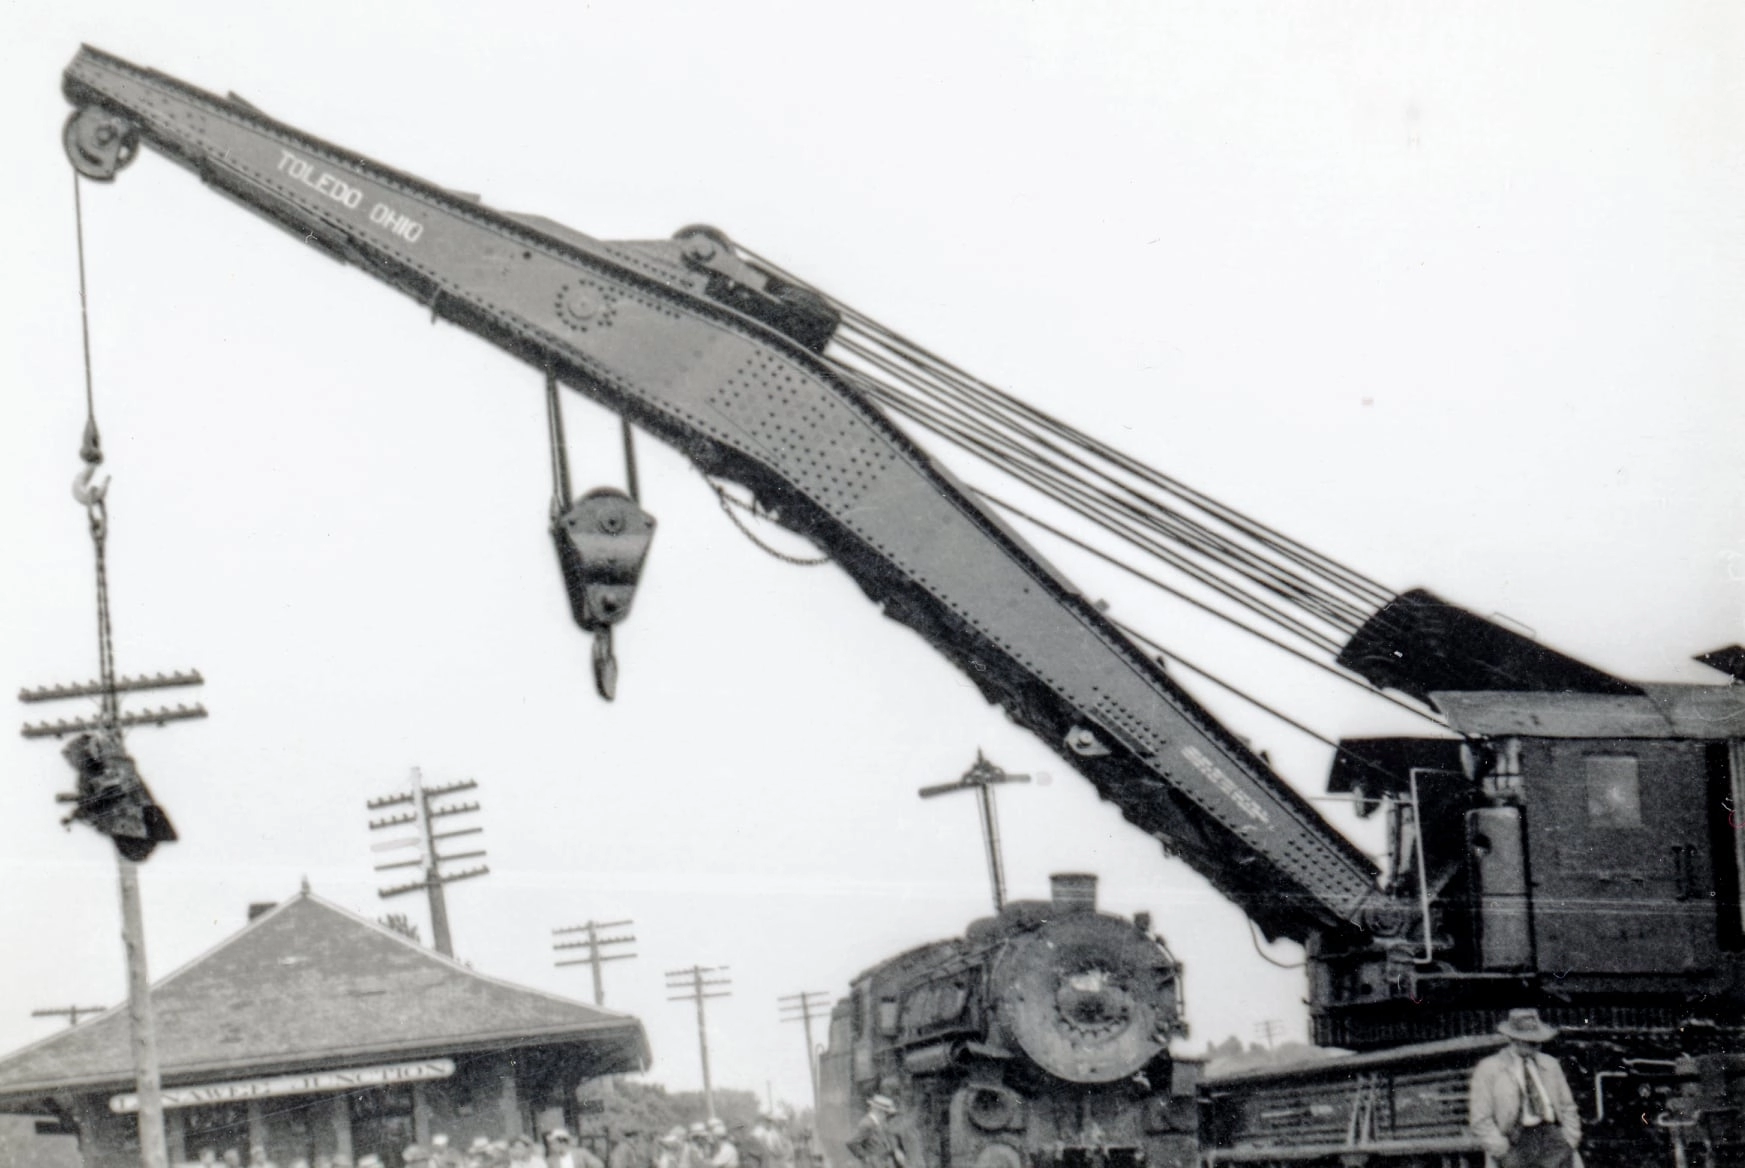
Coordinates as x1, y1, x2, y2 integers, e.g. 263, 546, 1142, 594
72, 463, 109, 508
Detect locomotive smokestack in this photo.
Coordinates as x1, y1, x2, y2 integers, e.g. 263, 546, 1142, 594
1050, 873, 1097, 914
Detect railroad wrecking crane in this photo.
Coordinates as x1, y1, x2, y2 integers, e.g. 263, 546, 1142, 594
57, 48, 1745, 1129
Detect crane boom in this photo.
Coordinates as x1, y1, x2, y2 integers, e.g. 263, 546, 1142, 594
61, 45, 1390, 942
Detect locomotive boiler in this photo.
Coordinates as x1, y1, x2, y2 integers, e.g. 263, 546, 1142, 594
816, 875, 1200, 1168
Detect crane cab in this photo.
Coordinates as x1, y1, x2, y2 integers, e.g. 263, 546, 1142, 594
1316, 685, 1745, 1050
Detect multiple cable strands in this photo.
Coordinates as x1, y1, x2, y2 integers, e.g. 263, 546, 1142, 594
72, 175, 120, 731
737, 245, 1441, 733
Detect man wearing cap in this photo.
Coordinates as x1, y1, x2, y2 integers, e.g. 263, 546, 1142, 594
705, 1119, 739, 1168
846, 1096, 906, 1168
547, 1129, 604, 1168
507, 1136, 543, 1168
681, 1123, 712, 1168
431, 1136, 464, 1168
1469, 1009, 1581, 1167
609, 1128, 647, 1168
654, 1127, 685, 1168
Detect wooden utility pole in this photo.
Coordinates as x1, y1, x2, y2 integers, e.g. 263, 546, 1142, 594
918, 751, 1030, 913
117, 858, 165, 1164
1254, 1018, 1286, 1050
778, 991, 830, 1120
22, 171, 214, 1168
368, 769, 489, 957
553, 918, 636, 1005
21, 664, 198, 1168
666, 965, 731, 1119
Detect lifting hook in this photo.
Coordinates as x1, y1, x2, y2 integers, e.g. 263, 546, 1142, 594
551, 487, 655, 702
72, 464, 109, 508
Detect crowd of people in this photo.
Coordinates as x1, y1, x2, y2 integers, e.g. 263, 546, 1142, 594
181, 1110, 811, 1168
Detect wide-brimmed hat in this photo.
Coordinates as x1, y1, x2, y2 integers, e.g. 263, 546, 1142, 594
1497, 1008, 1558, 1043
869, 1094, 898, 1114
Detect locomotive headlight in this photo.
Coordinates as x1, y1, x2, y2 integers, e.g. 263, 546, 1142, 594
1058, 968, 1133, 1036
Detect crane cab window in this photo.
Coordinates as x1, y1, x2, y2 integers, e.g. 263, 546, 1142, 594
1584, 755, 1642, 828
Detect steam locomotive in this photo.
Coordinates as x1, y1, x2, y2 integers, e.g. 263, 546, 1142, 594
816, 875, 1200, 1168
816, 874, 1745, 1168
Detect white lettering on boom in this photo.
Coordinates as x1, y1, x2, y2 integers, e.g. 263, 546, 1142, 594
1181, 745, 1271, 825
275, 149, 363, 209
369, 202, 425, 243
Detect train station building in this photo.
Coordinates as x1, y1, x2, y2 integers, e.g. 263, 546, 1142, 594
0, 889, 650, 1168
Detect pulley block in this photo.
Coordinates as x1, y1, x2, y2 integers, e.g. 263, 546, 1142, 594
551, 487, 656, 700
64, 108, 140, 181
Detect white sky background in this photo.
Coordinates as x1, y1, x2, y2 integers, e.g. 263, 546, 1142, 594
3, 0, 1743, 1116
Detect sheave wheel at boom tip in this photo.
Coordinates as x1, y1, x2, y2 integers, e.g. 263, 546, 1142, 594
64, 108, 139, 181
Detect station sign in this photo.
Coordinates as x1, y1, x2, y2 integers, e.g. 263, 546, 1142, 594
109, 1058, 455, 1113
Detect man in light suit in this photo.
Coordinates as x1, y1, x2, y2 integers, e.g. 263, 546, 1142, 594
1469, 1009, 1582, 1167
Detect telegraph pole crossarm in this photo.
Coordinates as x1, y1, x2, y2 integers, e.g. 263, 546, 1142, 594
367, 768, 488, 958
779, 991, 831, 1122
666, 965, 732, 1120
552, 918, 637, 1005
32, 1005, 108, 1027
918, 750, 1031, 913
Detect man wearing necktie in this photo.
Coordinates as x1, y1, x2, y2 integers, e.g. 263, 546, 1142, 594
1468, 1009, 1582, 1167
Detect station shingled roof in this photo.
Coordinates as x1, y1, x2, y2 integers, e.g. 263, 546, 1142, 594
0, 889, 649, 1105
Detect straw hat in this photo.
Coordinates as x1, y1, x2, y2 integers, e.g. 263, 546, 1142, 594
1497, 1008, 1558, 1043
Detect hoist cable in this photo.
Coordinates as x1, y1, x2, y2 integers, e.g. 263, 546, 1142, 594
972, 487, 1444, 726
860, 379, 1342, 651
832, 305, 1395, 608
73, 174, 99, 437
843, 357, 1379, 637
834, 323, 1385, 625
621, 418, 641, 505
90, 504, 118, 727
71, 174, 119, 729
1112, 619, 1360, 753
845, 368, 1351, 654
735, 245, 1467, 718
740, 241, 1394, 608
857, 378, 1349, 654
835, 335, 1375, 632
543, 370, 573, 516
1109, 618, 1449, 804
828, 323, 1458, 680
879, 383, 1349, 652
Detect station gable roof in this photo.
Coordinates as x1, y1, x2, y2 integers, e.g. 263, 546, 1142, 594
0, 890, 648, 1104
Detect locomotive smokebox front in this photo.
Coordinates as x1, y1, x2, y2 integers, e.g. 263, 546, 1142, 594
990, 875, 1184, 1083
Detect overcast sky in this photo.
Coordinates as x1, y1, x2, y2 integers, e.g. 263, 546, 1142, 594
3, 1, 1742, 1116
